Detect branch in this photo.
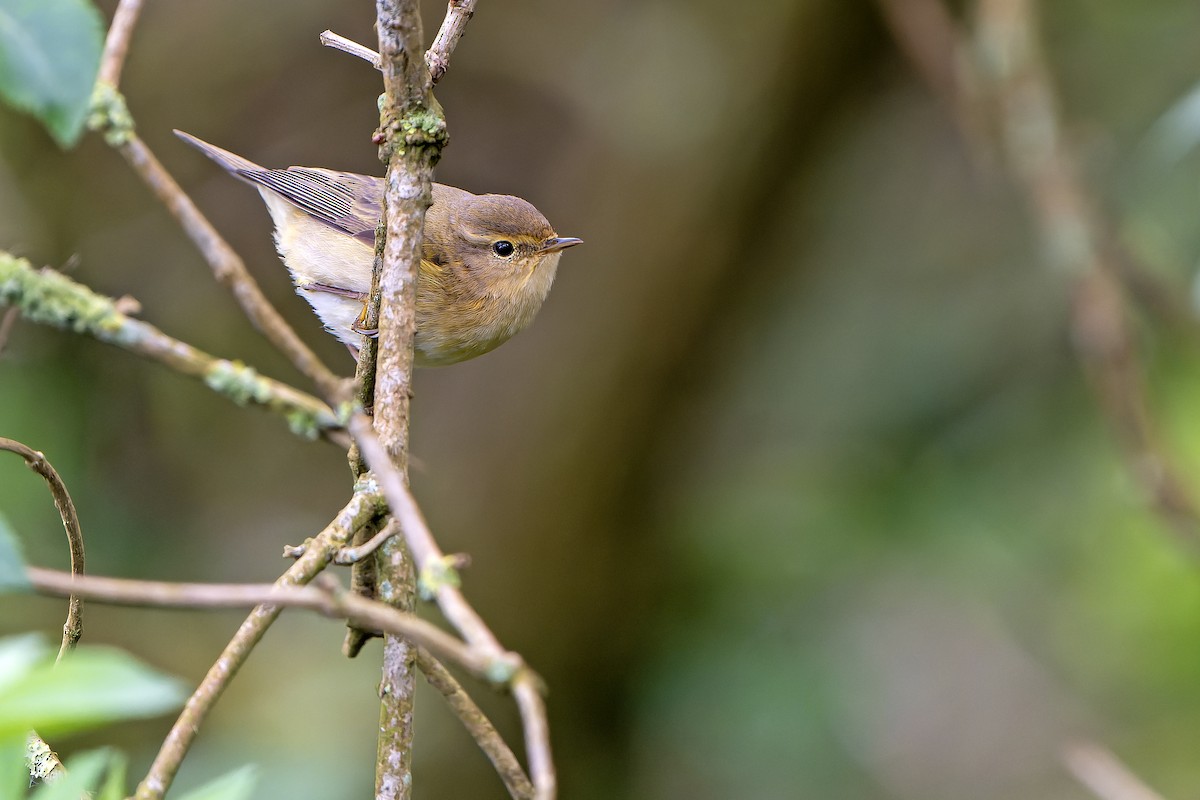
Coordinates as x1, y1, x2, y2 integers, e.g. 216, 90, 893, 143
426, 0, 480, 84
0, 438, 84, 659
132, 488, 384, 800
322, 0, 479, 85
349, 413, 554, 799
1063, 741, 1168, 800
371, 0, 447, 794
0, 253, 347, 447
97, 0, 145, 87
417, 649, 534, 800
25, 567, 506, 683
319, 30, 381, 69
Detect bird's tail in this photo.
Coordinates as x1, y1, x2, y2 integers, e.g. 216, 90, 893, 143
174, 130, 265, 177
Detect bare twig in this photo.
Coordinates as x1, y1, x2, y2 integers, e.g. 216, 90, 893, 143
132, 489, 384, 800
25, 567, 506, 682
514, 682, 555, 800
426, 0, 479, 84
874, 0, 992, 165
417, 649, 534, 800
1, 438, 82, 787
0, 253, 347, 447
323, 0, 479, 86
97, 0, 145, 87
969, 0, 1200, 546
335, 516, 401, 564
349, 413, 553, 798
0, 438, 84, 659
320, 30, 382, 69
1063, 741, 1168, 800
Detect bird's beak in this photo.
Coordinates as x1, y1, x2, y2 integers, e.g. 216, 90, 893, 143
541, 237, 583, 253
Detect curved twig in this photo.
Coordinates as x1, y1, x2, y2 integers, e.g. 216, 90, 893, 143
0, 438, 84, 659
417, 649, 534, 800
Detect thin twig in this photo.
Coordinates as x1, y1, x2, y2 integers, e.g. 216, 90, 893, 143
349, 413, 552, 798
336, 516, 401, 564
320, 30, 382, 68
513, 682, 555, 800
1, 439, 82, 787
0, 253, 348, 447
0, 438, 84, 659
322, 0, 479, 86
132, 489, 384, 800
349, 414, 501, 652
25, 567, 504, 681
426, 0, 479, 84
874, 0, 993, 166
970, 0, 1200, 547
97, 0, 145, 87
417, 649, 534, 800
1063, 741, 1168, 800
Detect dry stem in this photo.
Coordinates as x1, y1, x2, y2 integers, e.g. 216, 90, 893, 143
0, 438, 84, 659
97, 0, 145, 87
417, 649, 534, 800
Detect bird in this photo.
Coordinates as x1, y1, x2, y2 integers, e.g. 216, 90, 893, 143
175, 130, 581, 366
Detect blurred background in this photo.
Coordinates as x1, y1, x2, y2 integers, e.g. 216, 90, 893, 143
5, 0, 1200, 798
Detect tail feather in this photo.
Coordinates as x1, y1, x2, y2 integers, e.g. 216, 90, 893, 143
174, 130, 265, 176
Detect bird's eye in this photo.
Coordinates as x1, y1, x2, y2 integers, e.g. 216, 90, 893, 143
492, 240, 515, 258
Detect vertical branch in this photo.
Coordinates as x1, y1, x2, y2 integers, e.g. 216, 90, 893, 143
372, 2, 448, 798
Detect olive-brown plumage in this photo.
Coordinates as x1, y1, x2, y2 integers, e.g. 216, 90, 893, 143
176, 131, 581, 365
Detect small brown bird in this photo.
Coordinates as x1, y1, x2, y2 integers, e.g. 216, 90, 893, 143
176, 131, 581, 365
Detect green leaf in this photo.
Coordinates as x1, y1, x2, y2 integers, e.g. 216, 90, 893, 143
97, 750, 127, 800
0, 513, 30, 591
0, 634, 47, 693
0, 737, 26, 800
176, 765, 259, 800
31, 748, 110, 799
0, 0, 104, 147
0, 641, 185, 739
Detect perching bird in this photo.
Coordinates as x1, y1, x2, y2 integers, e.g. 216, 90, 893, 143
176, 131, 581, 365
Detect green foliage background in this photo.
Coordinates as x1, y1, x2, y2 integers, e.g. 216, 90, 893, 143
4, 1, 1200, 798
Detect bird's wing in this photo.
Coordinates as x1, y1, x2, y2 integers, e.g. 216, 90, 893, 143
175, 130, 383, 245
238, 167, 382, 246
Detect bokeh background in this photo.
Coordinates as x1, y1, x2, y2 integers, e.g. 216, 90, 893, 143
5, 1, 1200, 798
